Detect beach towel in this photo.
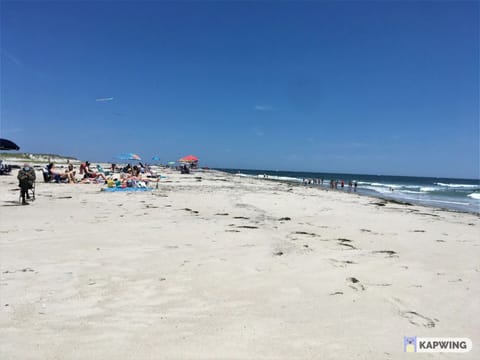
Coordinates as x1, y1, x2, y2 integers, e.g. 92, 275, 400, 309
101, 187, 153, 192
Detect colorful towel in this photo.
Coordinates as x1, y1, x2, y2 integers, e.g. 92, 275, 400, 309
101, 187, 153, 192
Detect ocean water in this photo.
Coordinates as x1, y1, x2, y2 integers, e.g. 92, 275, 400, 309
217, 169, 480, 214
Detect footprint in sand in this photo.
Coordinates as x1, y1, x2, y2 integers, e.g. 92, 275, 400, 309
293, 231, 319, 237
337, 238, 357, 250
183, 208, 199, 214
346, 277, 365, 291
329, 291, 343, 296
400, 311, 436, 328
329, 259, 356, 268
389, 297, 436, 328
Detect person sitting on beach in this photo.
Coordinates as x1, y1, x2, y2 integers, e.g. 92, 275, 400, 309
18, 163, 36, 205
124, 167, 145, 182
132, 165, 141, 177
82, 161, 107, 182
47, 163, 75, 183
66, 162, 76, 181
180, 164, 190, 174
122, 164, 132, 174
112, 171, 155, 188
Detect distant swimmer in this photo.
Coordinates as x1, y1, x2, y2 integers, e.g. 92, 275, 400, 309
96, 97, 114, 102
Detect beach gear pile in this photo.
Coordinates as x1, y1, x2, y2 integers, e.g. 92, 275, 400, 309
101, 178, 153, 192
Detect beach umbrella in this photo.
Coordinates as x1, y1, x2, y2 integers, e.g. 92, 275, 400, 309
151, 156, 161, 161
116, 153, 142, 161
0, 138, 20, 151
179, 155, 199, 162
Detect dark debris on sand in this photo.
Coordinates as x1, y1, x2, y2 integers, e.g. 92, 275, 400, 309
372, 250, 398, 257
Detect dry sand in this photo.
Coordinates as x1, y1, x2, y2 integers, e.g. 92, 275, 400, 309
0, 168, 479, 359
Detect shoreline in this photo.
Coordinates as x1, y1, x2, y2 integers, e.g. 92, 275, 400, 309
215, 169, 480, 215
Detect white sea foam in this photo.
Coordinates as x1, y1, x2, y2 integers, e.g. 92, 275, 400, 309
255, 174, 302, 182
435, 183, 479, 189
362, 186, 392, 194
359, 182, 407, 189
420, 187, 441, 192
401, 190, 423, 194
360, 182, 426, 191
467, 193, 480, 200
273, 176, 302, 182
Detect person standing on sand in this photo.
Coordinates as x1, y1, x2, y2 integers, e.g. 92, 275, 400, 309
18, 163, 36, 205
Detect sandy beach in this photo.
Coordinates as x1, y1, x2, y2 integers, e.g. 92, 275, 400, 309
0, 167, 479, 359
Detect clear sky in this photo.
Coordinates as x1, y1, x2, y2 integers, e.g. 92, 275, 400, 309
1, 1, 478, 178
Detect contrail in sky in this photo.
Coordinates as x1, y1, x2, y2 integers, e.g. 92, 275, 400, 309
96, 97, 114, 102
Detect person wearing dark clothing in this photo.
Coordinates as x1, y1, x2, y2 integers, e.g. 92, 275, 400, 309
18, 163, 36, 205
180, 164, 190, 174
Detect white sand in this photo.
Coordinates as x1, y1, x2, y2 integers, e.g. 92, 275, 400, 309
0, 168, 479, 359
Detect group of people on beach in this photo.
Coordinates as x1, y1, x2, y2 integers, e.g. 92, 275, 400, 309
43, 160, 157, 188
302, 177, 358, 192
302, 178, 324, 185
15, 160, 163, 204
329, 179, 358, 191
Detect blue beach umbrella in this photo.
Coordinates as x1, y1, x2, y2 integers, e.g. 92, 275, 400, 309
151, 156, 161, 161
115, 153, 142, 161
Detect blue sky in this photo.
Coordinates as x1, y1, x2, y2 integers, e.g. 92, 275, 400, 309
1, 1, 478, 178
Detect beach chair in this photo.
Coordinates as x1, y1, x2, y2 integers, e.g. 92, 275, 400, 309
42, 167, 52, 182
97, 164, 111, 176
42, 166, 68, 183
0, 160, 12, 175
